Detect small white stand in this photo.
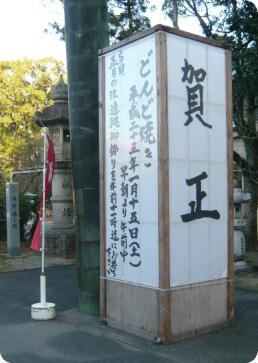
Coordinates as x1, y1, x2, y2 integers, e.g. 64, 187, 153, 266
31, 302, 56, 320
31, 274, 56, 320
31, 128, 56, 321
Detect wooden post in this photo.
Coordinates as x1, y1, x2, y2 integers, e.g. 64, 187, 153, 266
99, 55, 107, 320
226, 49, 234, 321
156, 31, 171, 341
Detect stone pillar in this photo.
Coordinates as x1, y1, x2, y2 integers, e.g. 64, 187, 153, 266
35, 78, 75, 258
6, 182, 20, 257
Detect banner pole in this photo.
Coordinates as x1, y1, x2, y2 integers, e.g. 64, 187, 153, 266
40, 127, 47, 306
41, 127, 47, 275
31, 127, 56, 320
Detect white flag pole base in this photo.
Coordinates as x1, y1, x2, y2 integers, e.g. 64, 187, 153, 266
31, 302, 56, 320
31, 273, 56, 320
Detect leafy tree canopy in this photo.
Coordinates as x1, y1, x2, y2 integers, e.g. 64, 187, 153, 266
108, 0, 152, 41
0, 58, 65, 182
217, 1, 258, 103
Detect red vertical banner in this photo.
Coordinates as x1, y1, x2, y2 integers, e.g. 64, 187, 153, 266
45, 136, 55, 199
30, 135, 55, 251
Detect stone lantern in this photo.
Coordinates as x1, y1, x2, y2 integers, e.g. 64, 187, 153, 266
35, 77, 75, 257
233, 178, 250, 260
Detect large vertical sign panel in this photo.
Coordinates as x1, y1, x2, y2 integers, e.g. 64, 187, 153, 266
105, 35, 159, 287
167, 34, 228, 287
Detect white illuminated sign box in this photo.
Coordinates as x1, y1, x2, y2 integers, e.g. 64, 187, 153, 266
99, 25, 233, 342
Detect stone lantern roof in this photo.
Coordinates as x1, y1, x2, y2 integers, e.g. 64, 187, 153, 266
35, 76, 69, 127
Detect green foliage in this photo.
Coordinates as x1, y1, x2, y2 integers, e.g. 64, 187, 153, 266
108, 0, 151, 41
0, 58, 65, 179
209, 1, 258, 178
222, 1, 257, 105
19, 192, 39, 243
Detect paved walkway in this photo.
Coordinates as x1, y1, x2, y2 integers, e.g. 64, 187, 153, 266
0, 265, 257, 363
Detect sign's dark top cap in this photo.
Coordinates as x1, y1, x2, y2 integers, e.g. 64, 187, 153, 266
99, 24, 231, 56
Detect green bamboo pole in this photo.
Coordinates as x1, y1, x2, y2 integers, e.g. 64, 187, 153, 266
64, 0, 109, 314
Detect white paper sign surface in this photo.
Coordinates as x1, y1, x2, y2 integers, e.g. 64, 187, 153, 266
167, 34, 228, 287
105, 35, 159, 287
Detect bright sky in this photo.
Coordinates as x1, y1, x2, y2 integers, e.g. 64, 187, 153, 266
0, 0, 65, 62
0, 0, 257, 63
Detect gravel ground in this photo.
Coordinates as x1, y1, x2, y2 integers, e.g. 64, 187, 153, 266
0, 240, 257, 291
234, 267, 258, 292
0, 241, 75, 272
